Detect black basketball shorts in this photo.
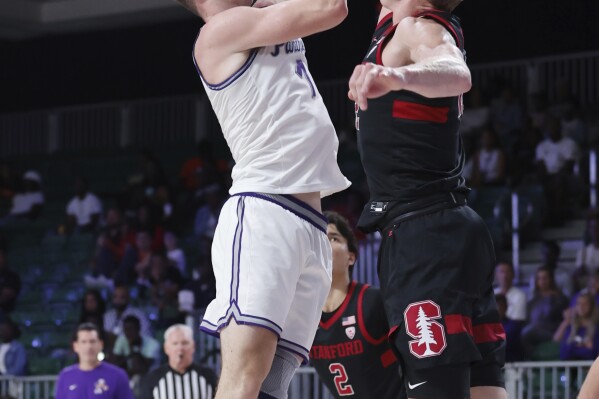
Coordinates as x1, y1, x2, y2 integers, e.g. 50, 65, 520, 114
378, 205, 506, 398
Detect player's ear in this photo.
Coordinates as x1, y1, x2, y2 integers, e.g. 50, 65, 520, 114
348, 252, 356, 267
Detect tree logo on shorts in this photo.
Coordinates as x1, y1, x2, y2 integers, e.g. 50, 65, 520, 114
403, 300, 447, 358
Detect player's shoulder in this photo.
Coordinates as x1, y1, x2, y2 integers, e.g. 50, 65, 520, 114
395, 14, 452, 45
357, 282, 382, 300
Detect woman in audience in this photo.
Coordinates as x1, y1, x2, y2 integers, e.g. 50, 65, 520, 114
555, 292, 599, 360
521, 266, 568, 358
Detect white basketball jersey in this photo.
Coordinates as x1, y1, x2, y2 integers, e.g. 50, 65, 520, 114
195, 38, 351, 197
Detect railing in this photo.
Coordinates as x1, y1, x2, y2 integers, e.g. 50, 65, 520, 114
1, 361, 593, 399
505, 361, 594, 399
0, 376, 56, 399
1, 51, 598, 158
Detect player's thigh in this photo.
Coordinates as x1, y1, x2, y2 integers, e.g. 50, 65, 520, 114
219, 319, 279, 379
280, 231, 332, 361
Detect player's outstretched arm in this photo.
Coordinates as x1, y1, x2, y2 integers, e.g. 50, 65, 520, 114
578, 357, 599, 399
202, 0, 348, 54
349, 17, 471, 110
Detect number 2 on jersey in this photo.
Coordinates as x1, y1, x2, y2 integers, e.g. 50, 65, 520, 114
329, 363, 354, 396
295, 60, 316, 98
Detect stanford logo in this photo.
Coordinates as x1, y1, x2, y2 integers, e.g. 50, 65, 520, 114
345, 327, 355, 340
403, 300, 447, 358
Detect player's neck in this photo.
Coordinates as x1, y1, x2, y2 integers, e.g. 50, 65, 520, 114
323, 279, 351, 312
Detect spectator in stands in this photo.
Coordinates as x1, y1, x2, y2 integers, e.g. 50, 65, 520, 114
104, 286, 151, 337
111, 315, 160, 394
535, 115, 580, 225
79, 289, 107, 332
555, 292, 599, 360
561, 104, 587, 147
521, 266, 569, 358
536, 240, 572, 296
490, 84, 524, 142
117, 229, 154, 287
495, 294, 524, 362
0, 318, 27, 376
181, 240, 216, 311
467, 127, 507, 187
0, 162, 18, 201
0, 248, 21, 315
193, 184, 224, 241
140, 324, 217, 399
494, 261, 527, 321
576, 210, 599, 270
126, 203, 164, 252
0, 170, 44, 225
153, 185, 175, 229
165, 232, 186, 276
570, 269, 599, 310
460, 87, 490, 137
127, 150, 168, 202
55, 323, 134, 399
148, 253, 185, 329
88, 208, 129, 288
63, 176, 102, 234
509, 116, 543, 185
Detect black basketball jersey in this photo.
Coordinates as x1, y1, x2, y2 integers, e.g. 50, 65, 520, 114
356, 11, 469, 232
310, 282, 404, 399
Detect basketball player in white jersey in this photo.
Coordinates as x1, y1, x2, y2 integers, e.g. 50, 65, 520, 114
173, 0, 351, 398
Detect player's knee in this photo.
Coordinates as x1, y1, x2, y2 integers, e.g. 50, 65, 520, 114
259, 348, 301, 399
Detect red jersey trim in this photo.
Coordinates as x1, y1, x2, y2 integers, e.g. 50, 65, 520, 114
319, 281, 357, 330
473, 323, 506, 344
357, 284, 387, 345
375, 24, 398, 66
376, 11, 393, 30
445, 314, 473, 335
380, 348, 397, 368
445, 314, 506, 343
392, 100, 449, 123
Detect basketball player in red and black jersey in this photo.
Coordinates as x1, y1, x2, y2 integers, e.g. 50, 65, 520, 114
311, 211, 405, 399
347, 0, 507, 398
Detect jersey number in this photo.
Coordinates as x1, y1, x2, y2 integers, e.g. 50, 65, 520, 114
329, 363, 354, 396
295, 60, 316, 98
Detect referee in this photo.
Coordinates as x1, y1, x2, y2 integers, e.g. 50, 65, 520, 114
139, 324, 217, 399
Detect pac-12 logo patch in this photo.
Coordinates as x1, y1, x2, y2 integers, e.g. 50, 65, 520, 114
403, 300, 447, 358
345, 327, 356, 339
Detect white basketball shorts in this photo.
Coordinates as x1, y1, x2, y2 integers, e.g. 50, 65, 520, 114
200, 192, 332, 362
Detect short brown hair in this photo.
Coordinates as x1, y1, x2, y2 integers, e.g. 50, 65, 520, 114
429, 0, 463, 12
174, 0, 200, 16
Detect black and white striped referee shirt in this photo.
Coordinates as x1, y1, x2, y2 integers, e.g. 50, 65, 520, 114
139, 364, 217, 399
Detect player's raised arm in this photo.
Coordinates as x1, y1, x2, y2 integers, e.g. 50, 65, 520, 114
349, 17, 471, 110
390, 18, 471, 97
201, 0, 348, 54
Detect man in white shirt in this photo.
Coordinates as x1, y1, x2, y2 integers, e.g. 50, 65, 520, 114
65, 176, 102, 233
494, 261, 527, 321
535, 115, 580, 225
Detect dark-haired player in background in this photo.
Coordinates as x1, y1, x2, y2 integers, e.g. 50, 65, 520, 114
311, 211, 405, 398
347, 0, 507, 398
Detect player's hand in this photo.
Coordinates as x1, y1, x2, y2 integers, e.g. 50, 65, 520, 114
348, 63, 406, 111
